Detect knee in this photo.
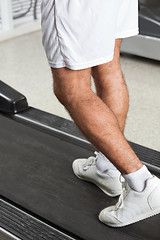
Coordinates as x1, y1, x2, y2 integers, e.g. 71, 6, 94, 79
53, 84, 69, 106
51, 66, 92, 107
54, 82, 92, 108
53, 83, 80, 107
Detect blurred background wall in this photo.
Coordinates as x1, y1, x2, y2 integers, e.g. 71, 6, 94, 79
0, 0, 41, 41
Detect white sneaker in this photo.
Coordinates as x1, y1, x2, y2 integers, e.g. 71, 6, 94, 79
99, 175, 160, 227
72, 151, 123, 197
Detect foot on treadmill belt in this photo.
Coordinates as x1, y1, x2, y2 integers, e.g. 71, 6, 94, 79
99, 175, 160, 227
72, 151, 123, 197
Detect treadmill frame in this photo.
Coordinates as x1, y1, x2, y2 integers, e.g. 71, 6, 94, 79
0, 107, 160, 240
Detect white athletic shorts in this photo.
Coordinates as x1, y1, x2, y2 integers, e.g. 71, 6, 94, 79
41, 0, 139, 70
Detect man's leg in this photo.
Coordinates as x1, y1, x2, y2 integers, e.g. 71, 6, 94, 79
91, 39, 128, 172
92, 39, 127, 133
51, 66, 142, 175
51, 61, 160, 227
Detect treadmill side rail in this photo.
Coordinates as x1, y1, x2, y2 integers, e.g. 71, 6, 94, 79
0, 80, 29, 114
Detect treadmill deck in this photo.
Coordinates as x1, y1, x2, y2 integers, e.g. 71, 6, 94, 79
0, 108, 160, 240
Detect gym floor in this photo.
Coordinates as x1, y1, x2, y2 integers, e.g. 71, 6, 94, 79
0, 31, 160, 151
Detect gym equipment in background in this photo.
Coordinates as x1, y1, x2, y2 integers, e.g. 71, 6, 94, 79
121, 0, 160, 61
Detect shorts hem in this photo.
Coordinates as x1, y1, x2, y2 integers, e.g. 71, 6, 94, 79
115, 29, 139, 39
48, 54, 114, 70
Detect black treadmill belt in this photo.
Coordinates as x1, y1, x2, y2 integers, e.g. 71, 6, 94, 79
0, 113, 160, 240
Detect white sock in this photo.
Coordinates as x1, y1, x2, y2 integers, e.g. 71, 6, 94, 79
123, 165, 153, 192
96, 151, 117, 173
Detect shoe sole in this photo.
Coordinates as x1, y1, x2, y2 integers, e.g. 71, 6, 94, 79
99, 207, 160, 227
72, 161, 122, 197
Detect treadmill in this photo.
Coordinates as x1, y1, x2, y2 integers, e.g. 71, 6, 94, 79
0, 81, 160, 240
121, 0, 160, 61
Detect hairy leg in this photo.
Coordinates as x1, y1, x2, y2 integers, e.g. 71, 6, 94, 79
92, 39, 128, 133
51, 66, 142, 174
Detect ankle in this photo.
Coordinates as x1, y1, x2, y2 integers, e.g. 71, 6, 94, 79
121, 162, 143, 175
96, 152, 117, 173
123, 165, 153, 192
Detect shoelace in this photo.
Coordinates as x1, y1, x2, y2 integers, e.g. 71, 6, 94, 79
115, 176, 129, 210
83, 151, 99, 171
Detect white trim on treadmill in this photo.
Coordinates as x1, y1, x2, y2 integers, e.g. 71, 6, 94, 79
0, 227, 21, 240
141, 15, 160, 26
15, 113, 91, 145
